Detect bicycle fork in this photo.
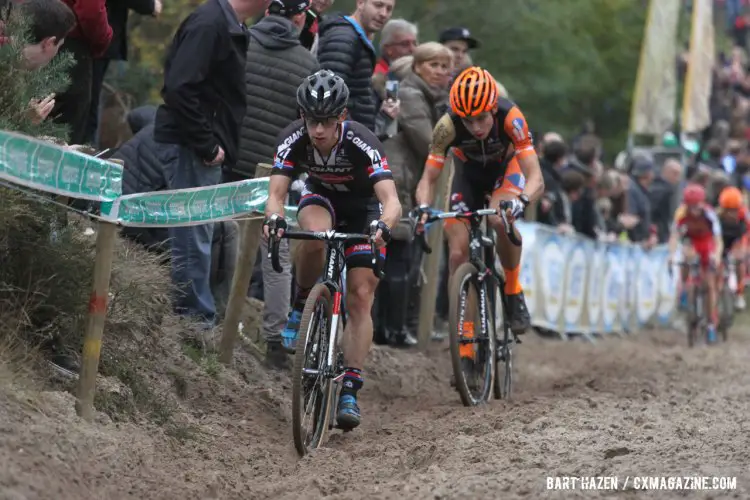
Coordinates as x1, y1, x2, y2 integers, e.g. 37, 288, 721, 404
330, 291, 344, 379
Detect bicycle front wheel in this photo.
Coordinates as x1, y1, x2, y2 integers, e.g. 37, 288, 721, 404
292, 283, 334, 456
493, 290, 513, 401
687, 285, 699, 348
448, 262, 495, 406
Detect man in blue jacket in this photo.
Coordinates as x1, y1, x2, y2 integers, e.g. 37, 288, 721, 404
316, 0, 396, 133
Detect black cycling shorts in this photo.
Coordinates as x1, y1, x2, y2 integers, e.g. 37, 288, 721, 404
723, 235, 742, 255
298, 183, 386, 270
448, 153, 525, 213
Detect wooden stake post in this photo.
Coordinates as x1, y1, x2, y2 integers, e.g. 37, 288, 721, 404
219, 164, 272, 365
417, 159, 454, 350
75, 158, 122, 421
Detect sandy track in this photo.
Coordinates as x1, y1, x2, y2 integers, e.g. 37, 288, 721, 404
2, 325, 749, 499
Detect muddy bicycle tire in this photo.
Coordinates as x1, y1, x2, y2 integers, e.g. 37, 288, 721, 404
493, 298, 513, 401
718, 286, 734, 342
448, 262, 495, 406
687, 286, 700, 348
292, 284, 334, 456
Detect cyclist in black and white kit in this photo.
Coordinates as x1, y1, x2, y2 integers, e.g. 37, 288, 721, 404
263, 70, 401, 430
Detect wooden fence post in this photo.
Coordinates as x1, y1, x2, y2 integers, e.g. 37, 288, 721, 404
219, 163, 272, 365
75, 158, 122, 421
417, 159, 454, 350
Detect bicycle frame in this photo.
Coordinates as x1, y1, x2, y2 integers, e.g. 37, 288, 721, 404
683, 258, 705, 320
414, 206, 519, 313
269, 228, 382, 373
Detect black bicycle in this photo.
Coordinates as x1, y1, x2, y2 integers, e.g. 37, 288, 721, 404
718, 255, 737, 342
267, 217, 383, 456
412, 202, 522, 406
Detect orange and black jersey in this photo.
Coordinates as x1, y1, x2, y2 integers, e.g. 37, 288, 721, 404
425, 97, 536, 170
717, 206, 749, 240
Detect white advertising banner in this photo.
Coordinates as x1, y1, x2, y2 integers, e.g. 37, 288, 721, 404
503, 222, 677, 337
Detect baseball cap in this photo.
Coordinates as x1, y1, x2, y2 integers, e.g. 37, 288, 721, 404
630, 156, 655, 176
439, 27, 479, 49
268, 0, 310, 17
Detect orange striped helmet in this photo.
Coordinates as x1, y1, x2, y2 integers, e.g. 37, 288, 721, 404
450, 66, 499, 118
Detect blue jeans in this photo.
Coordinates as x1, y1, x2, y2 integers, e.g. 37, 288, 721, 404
727, 0, 741, 30
154, 142, 222, 321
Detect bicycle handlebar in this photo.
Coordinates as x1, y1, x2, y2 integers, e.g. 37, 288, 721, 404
410, 202, 522, 253
266, 221, 385, 279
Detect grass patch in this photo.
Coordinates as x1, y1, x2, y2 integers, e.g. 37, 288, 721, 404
164, 422, 203, 444
181, 342, 222, 379
96, 355, 174, 425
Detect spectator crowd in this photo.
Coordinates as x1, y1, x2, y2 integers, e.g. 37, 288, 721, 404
7, 0, 750, 369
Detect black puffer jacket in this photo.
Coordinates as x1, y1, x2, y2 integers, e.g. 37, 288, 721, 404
317, 14, 377, 131
114, 106, 169, 251
117, 106, 163, 196
235, 15, 319, 178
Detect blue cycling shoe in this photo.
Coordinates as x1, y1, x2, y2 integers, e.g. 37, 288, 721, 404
281, 309, 302, 353
707, 325, 718, 344
336, 393, 361, 430
679, 290, 689, 310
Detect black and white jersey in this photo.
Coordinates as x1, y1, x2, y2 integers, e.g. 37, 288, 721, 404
271, 119, 393, 198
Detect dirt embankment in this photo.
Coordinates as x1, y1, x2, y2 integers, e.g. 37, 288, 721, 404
1, 321, 749, 499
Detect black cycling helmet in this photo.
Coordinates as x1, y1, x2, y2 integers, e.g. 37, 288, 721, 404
297, 70, 349, 120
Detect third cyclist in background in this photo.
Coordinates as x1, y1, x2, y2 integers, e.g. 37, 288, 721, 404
414, 66, 545, 334
716, 186, 749, 310
668, 184, 723, 343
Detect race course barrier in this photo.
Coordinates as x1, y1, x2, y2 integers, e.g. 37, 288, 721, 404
514, 222, 679, 339
1, 131, 300, 420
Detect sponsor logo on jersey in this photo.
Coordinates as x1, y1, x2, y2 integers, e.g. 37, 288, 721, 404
511, 118, 526, 142
272, 154, 295, 170
505, 172, 526, 190
346, 130, 354, 140
314, 173, 354, 183
367, 157, 390, 177
309, 165, 353, 174
352, 135, 380, 161
277, 127, 304, 154
345, 243, 373, 256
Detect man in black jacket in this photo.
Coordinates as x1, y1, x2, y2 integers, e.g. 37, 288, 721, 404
537, 133, 568, 227
569, 136, 603, 239
317, 0, 395, 132
235, 0, 319, 367
649, 158, 683, 243
114, 106, 239, 318
153, 0, 266, 327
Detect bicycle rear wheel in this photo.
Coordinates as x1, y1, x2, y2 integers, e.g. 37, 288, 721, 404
448, 262, 495, 406
292, 284, 334, 456
718, 285, 734, 342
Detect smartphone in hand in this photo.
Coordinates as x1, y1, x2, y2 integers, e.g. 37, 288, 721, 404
385, 80, 399, 101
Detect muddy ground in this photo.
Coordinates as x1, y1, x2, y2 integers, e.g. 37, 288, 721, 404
1, 321, 749, 499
